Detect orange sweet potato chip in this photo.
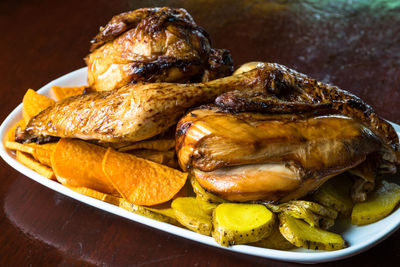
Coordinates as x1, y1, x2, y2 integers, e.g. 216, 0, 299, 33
51, 85, 86, 101
118, 139, 175, 152
5, 141, 35, 154
51, 138, 119, 194
16, 151, 55, 180
102, 148, 188, 206
68, 186, 121, 206
126, 149, 176, 166
22, 89, 55, 125
32, 145, 55, 167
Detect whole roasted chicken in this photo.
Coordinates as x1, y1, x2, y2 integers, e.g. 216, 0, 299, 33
86, 7, 233, 91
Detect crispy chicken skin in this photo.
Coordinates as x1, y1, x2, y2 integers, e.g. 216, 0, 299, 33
176, 106, 393, 202
86, 7, 233, 91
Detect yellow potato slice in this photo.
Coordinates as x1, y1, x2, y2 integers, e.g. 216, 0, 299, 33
279, 212, 346, 251
313, 174, 354, 217
16, 151, 55, 180
171, 197, 213, 235
251, 222, 295, 250
351, 180, 400, 225
212, 203, 275, 246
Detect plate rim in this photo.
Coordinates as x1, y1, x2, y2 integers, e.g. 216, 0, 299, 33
1, 67, 400, 264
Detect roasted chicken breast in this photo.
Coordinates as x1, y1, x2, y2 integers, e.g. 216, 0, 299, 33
86, 7, 233, 91
176, 105, 393, 202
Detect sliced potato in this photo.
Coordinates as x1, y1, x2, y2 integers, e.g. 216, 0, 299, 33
351, 180, 400, 225
278, 213, 346, 251
267, 201, 337, 229
119, 198, 179, 225
251, 222, 295, 250
212, 203, 275, 246
313, 174, 353, 217
288, 200, 338, 220
190, 176, 226, 203
70, 186, 179, 225
198, 200, 218, 216
171, 197, 213, 235
280, 203, 322, 228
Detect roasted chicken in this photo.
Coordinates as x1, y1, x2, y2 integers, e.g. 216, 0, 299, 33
176, 105, 392, 202
19, 62, 399, 202
20, 63, 398, 149
86, 7, 233, 91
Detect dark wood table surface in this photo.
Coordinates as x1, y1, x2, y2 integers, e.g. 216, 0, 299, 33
1, 1, 400, 266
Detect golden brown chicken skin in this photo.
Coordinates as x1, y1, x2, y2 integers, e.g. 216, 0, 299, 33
86, 7, 233, 91
176, 106, 393, 202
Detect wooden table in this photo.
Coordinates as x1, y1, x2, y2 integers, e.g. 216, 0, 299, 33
1, 1, 400, 266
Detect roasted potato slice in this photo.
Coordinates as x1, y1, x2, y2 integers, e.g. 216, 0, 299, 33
119, 198, 179, 225
190, 176, 226, 203
313, 174, 354, 217
251, 222, 295, 250
278, 213, 346, 251
351, 180, 400, 225
171, 197, 213, 235
265, 201, 337, 229
212, 203, 275, 246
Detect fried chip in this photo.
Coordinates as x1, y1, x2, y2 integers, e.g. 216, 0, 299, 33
118, 139, 175, 152
68, 186, 121, 206
103, 148, 188, 206
5, 141, 35, 154
25, 142, 57, 167
22, 89, 55, 125
16, 151, 55, 180
51, 85, 86, 101
51, 138, 119, 194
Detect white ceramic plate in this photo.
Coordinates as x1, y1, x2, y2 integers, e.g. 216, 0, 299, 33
1, 67, 400, 264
